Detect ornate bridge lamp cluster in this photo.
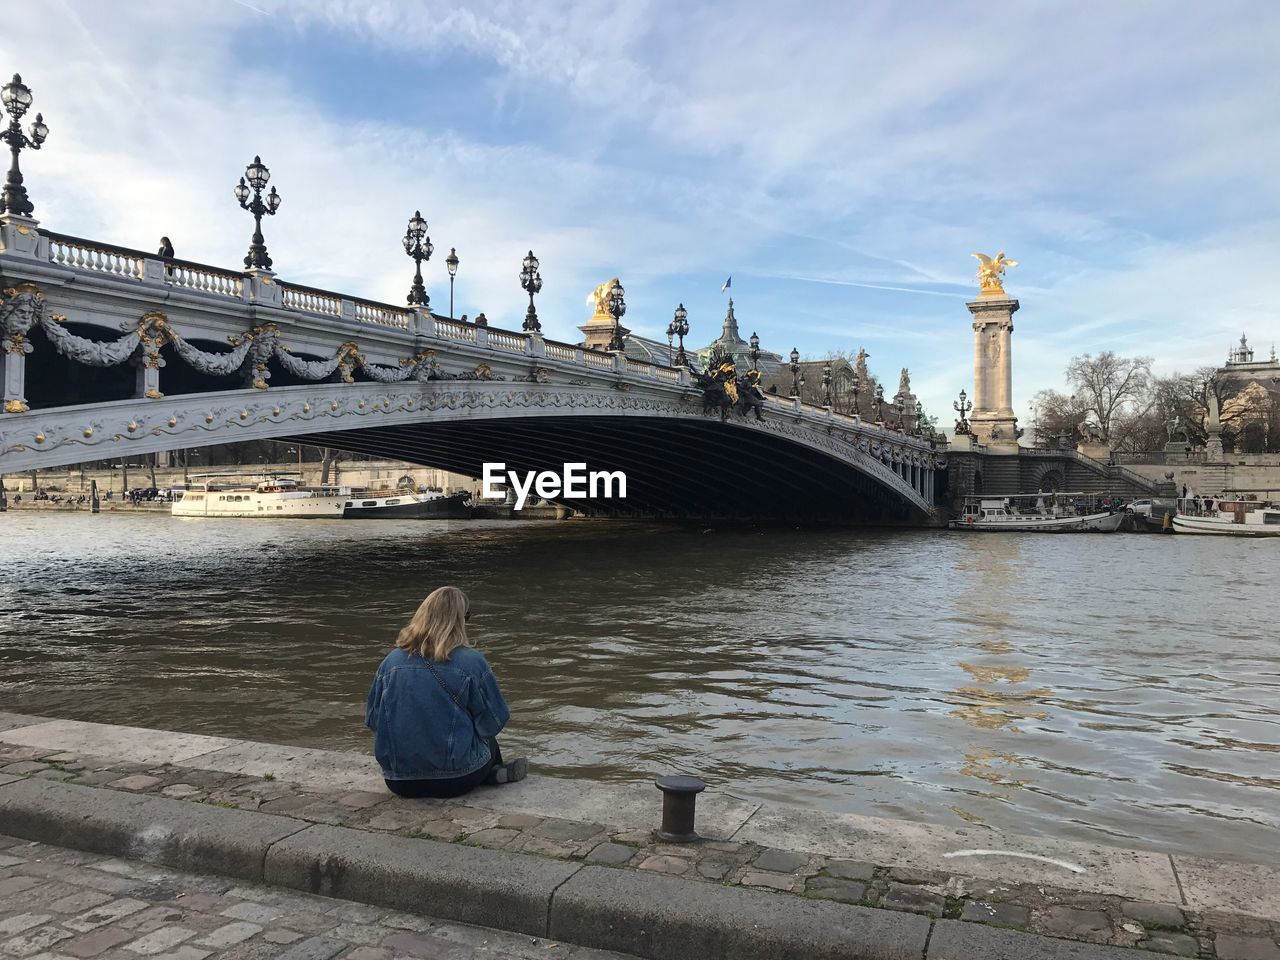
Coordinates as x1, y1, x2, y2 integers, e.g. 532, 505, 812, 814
401, 210, 433, 308
747, 332, 761, 375
1, 74, 49, 217
445, 247, 460, 319
606, 280, 627, 352
850, 373, 861, 417
520, 250, 543, 333
234, 156, 281, 270
873, 382, 885, 421
789, 348, 800, 398
821, 360, 833, 408
894, 397, 906, 430
667, 304, 690, 366
954, 388, 972, 434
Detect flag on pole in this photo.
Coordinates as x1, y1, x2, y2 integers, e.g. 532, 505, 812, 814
720, 276, 732, 293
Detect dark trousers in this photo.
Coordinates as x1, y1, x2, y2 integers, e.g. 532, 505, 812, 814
385, 738, 502, 800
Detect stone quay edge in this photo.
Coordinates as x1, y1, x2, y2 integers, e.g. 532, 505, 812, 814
1, 712, 1277, 959
0, 712, 1275, 915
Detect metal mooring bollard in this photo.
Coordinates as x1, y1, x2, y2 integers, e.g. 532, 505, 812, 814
655, 774, 706, 842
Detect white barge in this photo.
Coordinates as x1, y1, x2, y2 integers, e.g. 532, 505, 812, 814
951, 494, 1125, 532
1172, 499, 1280, 537
172, 476, 346, 519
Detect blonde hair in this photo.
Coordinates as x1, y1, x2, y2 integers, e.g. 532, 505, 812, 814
396, 586, 471, 662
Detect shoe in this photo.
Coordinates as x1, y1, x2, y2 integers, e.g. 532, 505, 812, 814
488, 758, 528, 785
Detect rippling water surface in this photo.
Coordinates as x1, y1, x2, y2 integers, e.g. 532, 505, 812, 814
2, 512, 1278, 857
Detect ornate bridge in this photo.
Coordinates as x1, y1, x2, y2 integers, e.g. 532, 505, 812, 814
0, 222, 944, 523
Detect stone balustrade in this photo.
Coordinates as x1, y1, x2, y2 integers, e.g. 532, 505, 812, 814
47, 233, 146, 280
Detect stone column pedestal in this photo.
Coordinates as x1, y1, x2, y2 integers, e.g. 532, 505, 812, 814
0, 213, 46, 262
967, 295, 1020, 453
1205, 432, 1224, 463
1077, 441, 1111, 463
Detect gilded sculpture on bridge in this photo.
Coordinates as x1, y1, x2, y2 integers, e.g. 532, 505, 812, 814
693, 348, 765, 421
587, 279, 622, 320
971, 252, 1018, 297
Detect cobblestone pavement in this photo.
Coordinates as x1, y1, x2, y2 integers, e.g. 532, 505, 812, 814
4, 742, 1280, 959
0, 833, 636, 960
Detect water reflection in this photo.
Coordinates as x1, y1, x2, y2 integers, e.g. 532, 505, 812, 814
0, 512, 1277, 858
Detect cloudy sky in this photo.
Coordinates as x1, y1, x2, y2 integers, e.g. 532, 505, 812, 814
6, 2, 1279, 425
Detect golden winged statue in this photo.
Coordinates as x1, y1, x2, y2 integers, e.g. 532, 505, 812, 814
971, 252, 1018, 296
587, 278, 621, 320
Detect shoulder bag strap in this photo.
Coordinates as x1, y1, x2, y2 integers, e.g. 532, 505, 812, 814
423, 657, 468, 714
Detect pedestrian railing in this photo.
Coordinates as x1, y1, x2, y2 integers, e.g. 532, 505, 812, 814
47, 233, 146, 280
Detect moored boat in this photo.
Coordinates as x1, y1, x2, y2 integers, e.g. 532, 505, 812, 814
172, 475, 346, 519
1171, 498, 1280, 537
950, 493, 1125, 532
343, 488, 472, 519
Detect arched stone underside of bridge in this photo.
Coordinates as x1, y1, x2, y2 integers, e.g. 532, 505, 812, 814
0, 381, 936, 524
309, 417, 917, 522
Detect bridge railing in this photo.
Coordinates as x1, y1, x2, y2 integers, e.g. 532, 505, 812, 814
46, 232, 147, 280
167, 260, 244, 299
352, 299, 412, 330
44, 232, 248, 298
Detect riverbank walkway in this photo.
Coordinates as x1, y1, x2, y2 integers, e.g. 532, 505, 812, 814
1, 712, 1276, 960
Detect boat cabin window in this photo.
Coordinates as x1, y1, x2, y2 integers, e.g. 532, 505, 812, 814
385, 499, 400, 505
362, 500, 377, 507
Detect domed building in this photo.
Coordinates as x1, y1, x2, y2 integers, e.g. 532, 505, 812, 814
1218, 333, 1280, 453
694, 299, 784, 374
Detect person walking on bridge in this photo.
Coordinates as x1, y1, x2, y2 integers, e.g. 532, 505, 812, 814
366, 585, 527, 798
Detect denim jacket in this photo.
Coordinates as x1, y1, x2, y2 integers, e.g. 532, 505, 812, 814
365, 646, 510, 780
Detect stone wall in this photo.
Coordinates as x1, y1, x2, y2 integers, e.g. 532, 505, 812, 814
1121, 461, 1280, 499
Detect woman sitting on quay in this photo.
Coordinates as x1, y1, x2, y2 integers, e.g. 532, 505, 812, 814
366, 586, 527, 798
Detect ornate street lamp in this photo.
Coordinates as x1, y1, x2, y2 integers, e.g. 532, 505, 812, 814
789, 347, 800, 398
850, 373, 861, 416
520, 250, 543, 333
401, 210, 433, 307
748, 332, 761, 374
445, 247, 460, 318
606, 280, 627, 352
954, 388, 972, 433
895, 397, 906, 429
234, 155, 282, 270
0, 75, 49, 217
821, 360, 833, 407
874, 382, 884, 421
668, 304, 690, 366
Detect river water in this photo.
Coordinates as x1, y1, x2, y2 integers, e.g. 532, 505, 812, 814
1, 512, 1277, 858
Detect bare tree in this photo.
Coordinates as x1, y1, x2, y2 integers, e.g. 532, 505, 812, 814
1065, 352, 1153, 440
1030, 388, 1082, 447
